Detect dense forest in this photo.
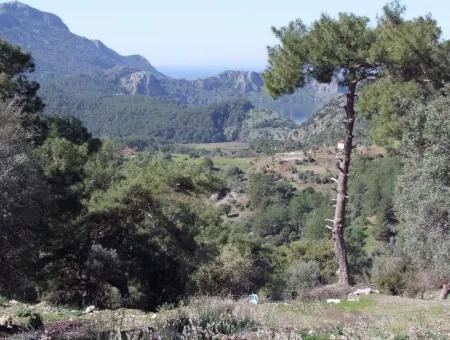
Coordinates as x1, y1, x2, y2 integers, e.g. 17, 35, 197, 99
0, 1, 449, 338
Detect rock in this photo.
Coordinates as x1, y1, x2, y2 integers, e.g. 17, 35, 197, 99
326, 298, 341, 304
348, 288, 380, 298
194, 71, 264, 94
8, 299, 18, 305
120, 71, 166, 96
0, 314, 12, 328
85, 305, 95, 314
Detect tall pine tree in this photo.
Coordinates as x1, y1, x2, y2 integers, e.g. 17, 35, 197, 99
263, 1, 450, 285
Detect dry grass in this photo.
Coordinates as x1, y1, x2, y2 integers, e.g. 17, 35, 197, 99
1, 293, 449, 339
158, 295, 449, 339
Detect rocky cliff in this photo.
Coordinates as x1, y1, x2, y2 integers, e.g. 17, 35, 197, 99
0, 1, 165, 77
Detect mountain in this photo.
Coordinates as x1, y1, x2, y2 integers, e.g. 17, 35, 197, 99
0, 1, 165, 77
293, 96, 370, 147
0, 1, 340, 142
118, 69, 339, 123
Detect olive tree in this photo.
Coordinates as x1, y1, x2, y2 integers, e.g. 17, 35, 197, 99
0, 39, 47, 297
395, 93, 450, 299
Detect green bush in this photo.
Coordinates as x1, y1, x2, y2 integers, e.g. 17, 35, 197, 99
198, 157, 214, 170
371, 255, 408, 295
15, 307, 32, 317
0, 295, 7, 306
284, 239, 337, 284
285, 260, 321, 298
191, 245, 253, 296
226, 165, 242, 177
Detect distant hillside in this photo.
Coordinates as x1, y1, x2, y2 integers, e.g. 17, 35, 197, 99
0, 1, 164, 77
0, 1, 340, 142
43, 93, 297, 147
293, 96, 371, 147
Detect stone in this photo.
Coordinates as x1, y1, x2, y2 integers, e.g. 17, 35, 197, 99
85, 305, 95, 314
120, 71, 166, 96
326, 298, 341, 304
348, 288, 380, 298
0, 314, 12, 328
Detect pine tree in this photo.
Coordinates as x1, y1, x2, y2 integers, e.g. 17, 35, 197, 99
263, 1, 449, 285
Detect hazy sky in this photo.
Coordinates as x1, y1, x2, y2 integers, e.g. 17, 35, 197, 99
6, 0, 450, 68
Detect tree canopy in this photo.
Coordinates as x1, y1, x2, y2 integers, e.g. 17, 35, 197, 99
264, 1, 449, 98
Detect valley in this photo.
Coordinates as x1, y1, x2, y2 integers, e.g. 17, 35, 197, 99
0, 1, 339, 143
0, 1, 449, 339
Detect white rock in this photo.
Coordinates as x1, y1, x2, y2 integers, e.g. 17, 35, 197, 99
326, 298, 341, 304
85, 305, 95, 314
0, 315, 12, 328
348, 288, 379, 298
151, 314, 157, 319
8, 300, 18, 306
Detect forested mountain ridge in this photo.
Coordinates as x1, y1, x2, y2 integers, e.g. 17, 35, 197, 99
0, 1, 339, 131
0, 1, 164, 77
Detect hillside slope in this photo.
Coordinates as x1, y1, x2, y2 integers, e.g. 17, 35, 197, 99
0, 1, 340, 129
0, 1, 164, 77
0, 1, 349, 148
294, 96, 371, 147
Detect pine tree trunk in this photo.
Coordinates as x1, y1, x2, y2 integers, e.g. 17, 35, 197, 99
440, 282, 450, 300
332, 81, 357, 286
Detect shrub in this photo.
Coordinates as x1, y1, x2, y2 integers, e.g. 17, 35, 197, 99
195, 308, 256, 336
167, 175, 195, 192
371, 255, 408, 295
15, 307, 32, 317
285, 239, 337, 283
198, 157, 214, 170
0, 295, 7, 306
159, 310, 191, 338
285, 260, 321, 298
304, 284, 353, 300
158, 299, 256, 338
191, 245, 253, 296
27, 312, 44, 330
226, 165, 242, 177
218, 203, 232, 216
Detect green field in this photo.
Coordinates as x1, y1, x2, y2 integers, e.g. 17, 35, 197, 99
184, 142, 250, 152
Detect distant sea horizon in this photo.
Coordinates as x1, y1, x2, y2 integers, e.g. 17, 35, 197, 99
155, 65, 265, 80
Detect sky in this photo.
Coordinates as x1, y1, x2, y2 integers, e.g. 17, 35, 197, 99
4, 0, 450, 70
